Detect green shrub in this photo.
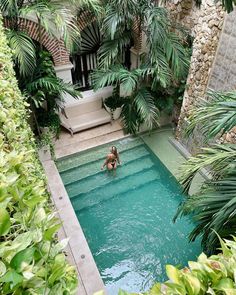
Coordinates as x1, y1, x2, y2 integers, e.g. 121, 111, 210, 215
103, 87, 124, 111
0, 17, 77, 294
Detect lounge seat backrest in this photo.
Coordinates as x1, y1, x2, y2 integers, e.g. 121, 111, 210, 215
64, 96, 103, 118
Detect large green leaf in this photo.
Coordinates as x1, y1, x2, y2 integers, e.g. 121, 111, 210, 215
44, 223, 61, 241
0, 270, 23, 287
166, 265, 181, 284
0, 261, 6, 277
10, 247, 35, 272
0, 208, 10, 236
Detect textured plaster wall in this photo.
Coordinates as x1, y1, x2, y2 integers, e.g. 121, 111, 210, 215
208, 9, 236, 91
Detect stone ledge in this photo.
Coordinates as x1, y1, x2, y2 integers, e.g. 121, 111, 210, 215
169, 138, 211, 181
41, 159, 106, 295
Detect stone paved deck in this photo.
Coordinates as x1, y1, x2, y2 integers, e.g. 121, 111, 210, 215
55, 121, 125, 159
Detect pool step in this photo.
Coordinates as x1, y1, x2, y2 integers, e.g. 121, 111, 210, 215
61, 145, 150, 185
71, 169, 160, 212
56, 137, 144, 173
66, 156, 156, 197
75, 178, 159, 213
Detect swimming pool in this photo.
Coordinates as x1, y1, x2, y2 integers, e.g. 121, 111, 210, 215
57, 136, 201, 294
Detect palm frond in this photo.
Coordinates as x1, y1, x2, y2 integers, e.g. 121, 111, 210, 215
120, 101, 141, 134
92, 65, 141, 95
179, 144, 236, 194
175, 172, 236, 253
133, 87, 160, 129
119, 68, 141, 95
0, 0, 18, 15
7, 30, 36, 77
164, 32, 190, 79
26, 76, 81, 99
145, 6, 190, 81
20, 1, 80, 51
92, 64, 123, 90
142, 49, 172, 89
186, 90, 236, 139
145, 6, 169, 46
73, 0, 102, 16
102, 6, 124, 40
102, 0, 138, 39
98, 31, 131, 68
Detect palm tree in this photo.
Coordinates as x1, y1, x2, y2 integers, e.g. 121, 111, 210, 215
21, 50, 81, 136
93, 0, 190, 134
175, 90, 236, 253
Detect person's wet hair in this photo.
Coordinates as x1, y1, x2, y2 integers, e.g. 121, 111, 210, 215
111, 146, 117, 156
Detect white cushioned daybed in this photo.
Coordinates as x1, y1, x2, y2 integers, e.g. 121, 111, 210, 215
59, 87, 113, 136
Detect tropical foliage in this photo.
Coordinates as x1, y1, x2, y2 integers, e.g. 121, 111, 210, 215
185, 91, 236, 140
93, 0, 190, 134
0, 0, 80, 77
21, 50, 80, 136
120, 235, 236, 295
0, 0, 86, 136
0, 19, 77, 293
175, 90, 236, 253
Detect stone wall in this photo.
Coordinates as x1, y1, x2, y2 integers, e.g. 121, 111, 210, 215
167, 0, 225, 153
167, 0, 200, 33
208, 9, 236, 91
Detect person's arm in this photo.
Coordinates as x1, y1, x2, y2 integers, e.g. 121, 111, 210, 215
101, 157, 108, 170
117, 153, 121, 165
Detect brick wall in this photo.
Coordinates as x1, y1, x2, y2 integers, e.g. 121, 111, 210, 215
4, 18, 70, 66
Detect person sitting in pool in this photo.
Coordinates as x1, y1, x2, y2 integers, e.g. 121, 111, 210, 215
101, 146, 121, 171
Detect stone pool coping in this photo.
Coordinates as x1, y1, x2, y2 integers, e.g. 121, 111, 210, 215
39, 128, 131, 295
169, 138, 211, 181
41, 156, 106, 295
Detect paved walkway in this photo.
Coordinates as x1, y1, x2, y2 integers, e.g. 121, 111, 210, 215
55, 121, 125, 159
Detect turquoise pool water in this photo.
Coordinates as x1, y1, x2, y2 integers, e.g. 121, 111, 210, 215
57, 137, 201, 294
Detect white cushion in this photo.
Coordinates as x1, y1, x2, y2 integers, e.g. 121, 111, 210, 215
68, 109, 111, 133
65, 99, 102, 117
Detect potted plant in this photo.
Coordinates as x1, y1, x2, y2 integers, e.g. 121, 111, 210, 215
103, 88, 123, 120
